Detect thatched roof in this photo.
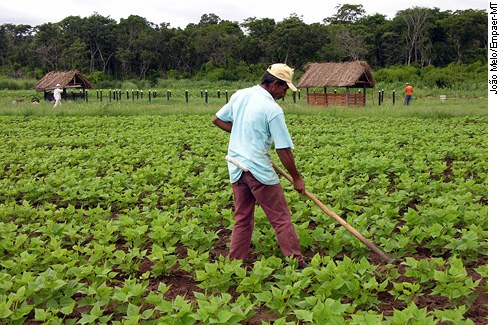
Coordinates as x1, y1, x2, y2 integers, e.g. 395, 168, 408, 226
297, 61, 376, 88
35, 70, 93, 91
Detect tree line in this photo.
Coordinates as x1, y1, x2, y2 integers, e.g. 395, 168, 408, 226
0, 4, 487, 83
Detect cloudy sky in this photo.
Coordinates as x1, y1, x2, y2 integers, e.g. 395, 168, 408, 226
0, 0, 487, 27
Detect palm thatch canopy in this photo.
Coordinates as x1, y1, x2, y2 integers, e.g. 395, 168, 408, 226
35, 70, 93, 91
297, 61, 376, 89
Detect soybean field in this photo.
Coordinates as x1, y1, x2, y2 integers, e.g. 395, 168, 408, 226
0, 97, 488, 324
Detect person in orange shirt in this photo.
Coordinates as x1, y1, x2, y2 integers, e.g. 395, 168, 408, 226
404, 82, 414, 105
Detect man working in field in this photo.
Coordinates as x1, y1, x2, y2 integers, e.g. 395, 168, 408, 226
53, 84, 63, 108
404, 82, 414, 105
212, 63, 308, 269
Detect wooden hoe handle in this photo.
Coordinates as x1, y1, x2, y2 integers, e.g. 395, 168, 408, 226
272, 162, 395, 264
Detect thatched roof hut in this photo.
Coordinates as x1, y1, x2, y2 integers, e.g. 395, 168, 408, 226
297, 61, 376, 88
35, 70, 93, 101
297, 61, 376, 107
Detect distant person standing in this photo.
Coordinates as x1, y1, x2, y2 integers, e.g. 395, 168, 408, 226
53, 84, 63, 108
404, 82, 414, 105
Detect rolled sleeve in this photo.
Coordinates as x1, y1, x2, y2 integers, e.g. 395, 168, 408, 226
216, 103, 233, 122
269, 114, 294, 149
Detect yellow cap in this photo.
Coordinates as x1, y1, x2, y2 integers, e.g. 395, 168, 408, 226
267, 63, 297, 92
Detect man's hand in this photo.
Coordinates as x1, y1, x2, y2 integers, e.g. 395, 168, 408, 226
293, 177, 306, 195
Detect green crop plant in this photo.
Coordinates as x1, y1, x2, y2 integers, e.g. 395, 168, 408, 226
431, 256, 480, 306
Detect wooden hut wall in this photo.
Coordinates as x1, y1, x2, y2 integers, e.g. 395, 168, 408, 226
307, 92, 366, 107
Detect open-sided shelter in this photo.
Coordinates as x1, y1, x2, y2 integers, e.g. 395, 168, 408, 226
35, 70, 94, 101
296, 61, 376, 107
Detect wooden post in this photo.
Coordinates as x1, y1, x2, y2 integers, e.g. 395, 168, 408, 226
217, 89, 220, 99
363, 85, 366, 106
185, 90, 189, 104
306, 88, 309, 105
393, 90, 395, 105
205, 90, 208, 104
345, 88, 349, 108
324, 87, 328, 107
149, 90, 151, 102
225, 90, 229, 103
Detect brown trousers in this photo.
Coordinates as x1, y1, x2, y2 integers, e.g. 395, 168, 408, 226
230, 171, 305, 265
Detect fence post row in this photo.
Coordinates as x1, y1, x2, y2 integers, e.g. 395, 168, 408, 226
86, 88, 395, 107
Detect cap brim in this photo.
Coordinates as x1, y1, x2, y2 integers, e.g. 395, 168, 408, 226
287, 82, 297, 92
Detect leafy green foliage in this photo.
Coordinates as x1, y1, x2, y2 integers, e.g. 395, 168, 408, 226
0, 110, 487, 323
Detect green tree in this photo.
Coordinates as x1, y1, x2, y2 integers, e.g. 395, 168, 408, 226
355, 14, 391, 68
81, 13, 118, 75
393, 7, 436, 66
164, 27, 198, 75
60, 38, 87, 70
271, 14, 326, 67
59, 16, 88, 71
155, 23, 176, 76
324, 4, 366, 25
0, 24, 35, 76
0, 8, 489, 80
241, 17, 277, 66
192, 15, 244, 68
34, 23, 62, 71
439, 9, 487, 63
116, 15, 158, 79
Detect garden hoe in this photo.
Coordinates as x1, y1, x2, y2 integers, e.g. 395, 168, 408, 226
271, 162, 395, 264
224, 155, 394, 264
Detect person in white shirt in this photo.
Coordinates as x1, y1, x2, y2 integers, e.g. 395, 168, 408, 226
53, 84, 63, 108
212, 63, 308, 269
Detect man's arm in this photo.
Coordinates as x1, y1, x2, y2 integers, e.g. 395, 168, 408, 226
276, 147, 305, 194
212, 116, 232, 133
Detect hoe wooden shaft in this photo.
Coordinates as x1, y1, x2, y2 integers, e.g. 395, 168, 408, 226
272, 162, 395, 264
